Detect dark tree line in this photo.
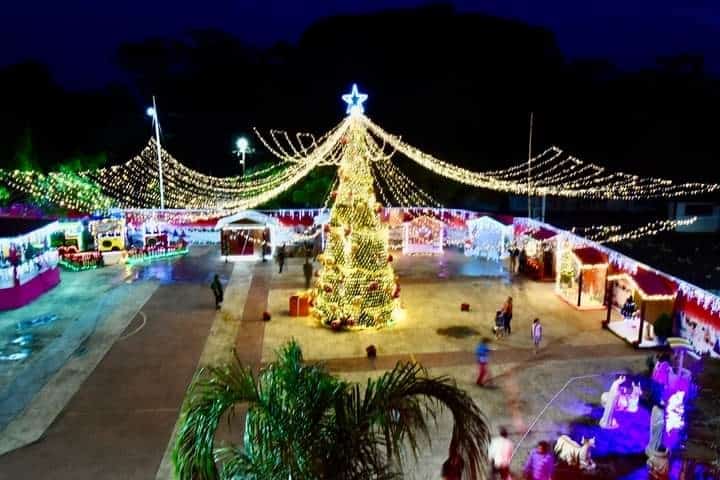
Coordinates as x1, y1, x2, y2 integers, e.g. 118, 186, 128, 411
0, 3, 718, 207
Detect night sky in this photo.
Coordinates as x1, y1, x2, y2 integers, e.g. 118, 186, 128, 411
2, 0, 719, 88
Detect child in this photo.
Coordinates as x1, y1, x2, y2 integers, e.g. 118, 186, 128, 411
531, 318, 543, 354
476, 337, 491, 386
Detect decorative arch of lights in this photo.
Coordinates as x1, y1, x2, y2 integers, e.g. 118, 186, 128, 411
1, 84, 718, 213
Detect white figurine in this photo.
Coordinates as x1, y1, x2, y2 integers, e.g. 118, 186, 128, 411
555, 435, 596, 470
599, 375, 626, 429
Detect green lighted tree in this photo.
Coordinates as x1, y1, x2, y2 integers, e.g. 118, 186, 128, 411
312, 123, 397, 329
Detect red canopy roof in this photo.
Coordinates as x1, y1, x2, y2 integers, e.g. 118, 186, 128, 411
573, 246, 608, 266
632, 268, 677, 298
529, 227, 557, 241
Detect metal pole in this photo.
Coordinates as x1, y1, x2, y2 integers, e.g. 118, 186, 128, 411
241, 150, 246, 176
541, 191, 546, 222
527, 112, 534, 219
152, 96, 165, 210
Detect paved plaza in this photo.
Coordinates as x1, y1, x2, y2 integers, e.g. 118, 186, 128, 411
0, 247, 647, 479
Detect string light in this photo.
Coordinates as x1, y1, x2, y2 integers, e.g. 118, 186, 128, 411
360, 116, 720, 199
125, 246, 189, 265
573, 217, 698, 244
2, 94, 720, 212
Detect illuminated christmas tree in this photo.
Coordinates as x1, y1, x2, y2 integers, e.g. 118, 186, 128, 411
312, 101, 398, 329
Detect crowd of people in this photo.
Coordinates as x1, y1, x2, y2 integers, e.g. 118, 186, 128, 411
442, 428, 555, 480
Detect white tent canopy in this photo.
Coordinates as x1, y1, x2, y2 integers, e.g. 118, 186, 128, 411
464, 216, 512, 261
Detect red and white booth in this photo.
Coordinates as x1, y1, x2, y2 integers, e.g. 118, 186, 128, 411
0, 219, 60, 310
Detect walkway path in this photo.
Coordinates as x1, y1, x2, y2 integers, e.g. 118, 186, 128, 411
0, 251, 232, 480
314, 339, 643, 373
153, 260, 271, 480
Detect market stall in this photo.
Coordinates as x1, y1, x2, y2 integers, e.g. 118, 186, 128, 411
517, 226, 557, 281
556, 245, 609, 309
605, 267, 677, 347
215, 211, 279, 259
402, 215, 444, 255
464, 215, 512, 261
443, 214, 468, 248
383, 209, 406, 251
0, 218, 60, 310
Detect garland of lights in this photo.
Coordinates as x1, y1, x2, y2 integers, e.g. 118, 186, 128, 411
360, 116, 720, 199
572, 217, 698, 244
3, 84, 720, 212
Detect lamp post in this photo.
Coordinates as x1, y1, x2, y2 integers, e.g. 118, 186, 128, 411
527, 111, 534, 219
146, 97, 164, 209
234, 137, 250, 176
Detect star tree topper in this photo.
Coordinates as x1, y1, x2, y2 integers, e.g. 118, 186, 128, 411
342, 83, 368, 115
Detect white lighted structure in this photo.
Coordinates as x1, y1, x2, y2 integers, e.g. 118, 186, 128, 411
403, 215, 444, 255
342, 84, 368, 115
464, 216, 512, 260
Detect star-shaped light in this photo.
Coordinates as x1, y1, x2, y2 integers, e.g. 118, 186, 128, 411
342, 83, 368, 115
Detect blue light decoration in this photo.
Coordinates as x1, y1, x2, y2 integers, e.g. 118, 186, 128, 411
341, 83, 368, 115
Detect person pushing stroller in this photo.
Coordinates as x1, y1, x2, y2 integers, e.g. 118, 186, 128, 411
493, 296, 513, 338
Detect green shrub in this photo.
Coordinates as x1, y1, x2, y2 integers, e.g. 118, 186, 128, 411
654, 312, 674, 340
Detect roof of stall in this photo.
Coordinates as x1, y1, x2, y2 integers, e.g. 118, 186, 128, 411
573, 246, 608, 266
528, 227, 558, 241
632, 267, 677, 298
214, 211, 280, 230
0, 218, 56, 238
467, 215, 512, 229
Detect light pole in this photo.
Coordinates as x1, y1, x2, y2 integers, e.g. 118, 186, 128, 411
146, 97, 164, 209
527, 112, 534, 219
234, 137, 250, 176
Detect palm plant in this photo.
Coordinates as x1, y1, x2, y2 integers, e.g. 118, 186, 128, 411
173, 340, 490, 479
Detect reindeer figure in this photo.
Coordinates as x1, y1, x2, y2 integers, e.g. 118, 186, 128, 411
554, 435, 596, 471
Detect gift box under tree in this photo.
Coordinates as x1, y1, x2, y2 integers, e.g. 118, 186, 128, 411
290, 294, 310, 317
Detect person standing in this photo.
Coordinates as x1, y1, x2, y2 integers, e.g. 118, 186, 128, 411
531, 318, 543, 354
303, 258, 313, 289
488, 427, 514, 479
277, 244, 286, 274
523, 441, 554, 480
501, 296, 513, 335
210, 274, 224, 310
475, 337, 491, 386
509, 245, 520, 275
